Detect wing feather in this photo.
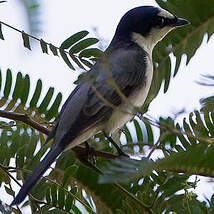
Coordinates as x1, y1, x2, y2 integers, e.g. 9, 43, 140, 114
52, 46, 147, 147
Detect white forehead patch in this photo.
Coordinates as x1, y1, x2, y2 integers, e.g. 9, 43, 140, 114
158, 8, 174, 18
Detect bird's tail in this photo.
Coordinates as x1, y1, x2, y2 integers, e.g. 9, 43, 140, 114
10, 146, 62, 206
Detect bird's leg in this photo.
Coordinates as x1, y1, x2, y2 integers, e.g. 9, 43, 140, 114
104, 134, 129, 157
74, 142, 96, 167
84, 142, 96, 164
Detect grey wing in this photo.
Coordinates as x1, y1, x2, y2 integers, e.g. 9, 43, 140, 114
52, 82, 91, 147
84, 48, 146, 115
44, 84, 84, 144
52, 48, 146, 148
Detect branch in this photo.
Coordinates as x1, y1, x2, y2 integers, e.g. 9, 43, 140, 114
0, 110, 49, 135
0, 110, 117, 160
1, 21, 58, 50
0, 110, 45, 132
0, 21, 85, 70
0, 110, 156, 212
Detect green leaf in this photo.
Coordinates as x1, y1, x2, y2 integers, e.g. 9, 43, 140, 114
0, 68, 62, 133
26, 134, 38, 159
45, 187, 51, 204
133, 119, 143, 143
183, 118, 197, 145
0, 167, 10, 184
59, 48, 75, 70
71, 205, 82, 214
38, 87, 54, 113
40, 39, 48, 54
0, 22, 4, 40
21, 31, 31, 50
161, 174, 189, 197
62, 165, 78, 187
102, 143, 214, 184
69, 54, 85, 69
79, 48, 102, 58
12, 72, 23, 101
49, 44, 58, 56
204, 112, 214, 136
60, 30, 89, 49
195, 111, 209, 137
65, 193, 73, 211
69, 38, 99, 54
29, 79, 42, 108
15, 145, 26, 168
123, 125, 133, 143
3, 69, 12, 98
163, 56, 171, 93
51, 184, 57, 206
58, 188, 65, 209
20, 74, 30, 104
45, 92, 62, 120
145, 120, 154, 145
99, 157, 154, 184
80, 58, 93, 68
176, 123, 191, 150
4, 185, 15, 197
173, 55, 181, 77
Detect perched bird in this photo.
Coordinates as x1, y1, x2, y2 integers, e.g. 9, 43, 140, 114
11, 6, 189, 206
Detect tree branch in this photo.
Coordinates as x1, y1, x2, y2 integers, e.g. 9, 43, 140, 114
1, 21, 57, 50
0, 110, 117, 160
0, 110, 50, 135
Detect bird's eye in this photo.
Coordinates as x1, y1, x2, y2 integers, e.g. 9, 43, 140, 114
158, 17, 165, 27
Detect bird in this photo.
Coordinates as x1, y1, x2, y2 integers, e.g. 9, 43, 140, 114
11, 5, 189, 206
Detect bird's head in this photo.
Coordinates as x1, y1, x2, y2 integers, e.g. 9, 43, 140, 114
113, 6, 189, 53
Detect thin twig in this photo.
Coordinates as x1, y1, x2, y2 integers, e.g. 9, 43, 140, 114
0, 21, 84, 70
0, 110, 118, 159
0, 110, 50, 135
1, 21, 41, 42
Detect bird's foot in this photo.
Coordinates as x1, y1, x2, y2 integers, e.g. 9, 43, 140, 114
75, 142, 96, 167
104, 134, 129, 158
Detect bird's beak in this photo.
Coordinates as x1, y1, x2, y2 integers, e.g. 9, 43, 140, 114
173, 17, 190, 27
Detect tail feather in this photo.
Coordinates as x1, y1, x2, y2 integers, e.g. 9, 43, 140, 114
10, 146, 62, 206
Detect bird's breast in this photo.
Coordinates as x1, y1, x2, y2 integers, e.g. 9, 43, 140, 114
104, 54, 153, 134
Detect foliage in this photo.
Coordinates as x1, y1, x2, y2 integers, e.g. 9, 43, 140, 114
0, 68, 62, 126
144, 0, 214, 110
100, 112, 214, 213
199, 75, 214, 112
0, 0, 214, 214
100, 112, 214, 183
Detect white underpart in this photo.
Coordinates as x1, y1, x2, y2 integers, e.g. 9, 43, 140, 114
104, 54, 153, 134
132, 25, 174, 55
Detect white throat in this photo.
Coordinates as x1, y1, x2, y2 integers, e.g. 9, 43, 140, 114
132, 26, 174, 56
132, 32, 155, 56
